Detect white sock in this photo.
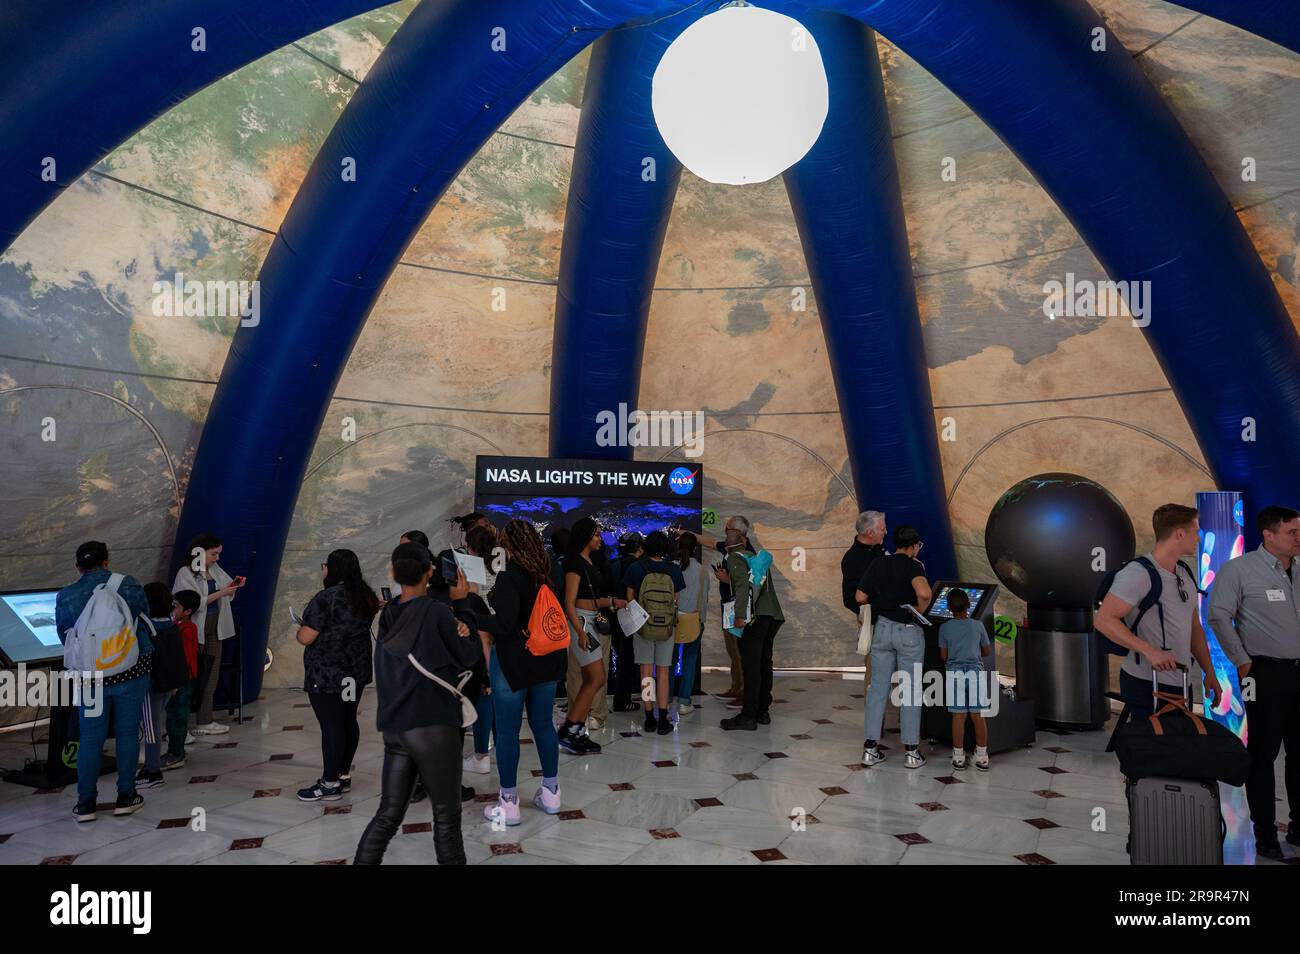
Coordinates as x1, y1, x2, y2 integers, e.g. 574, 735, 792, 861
953, 748, 965, 759
976, 745, 988, 757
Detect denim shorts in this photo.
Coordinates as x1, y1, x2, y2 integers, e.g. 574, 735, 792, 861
945, 661, 989, 713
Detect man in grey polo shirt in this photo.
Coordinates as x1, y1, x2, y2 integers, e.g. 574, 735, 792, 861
1097, 505, 1222, 721
1207, 505, 1300, 860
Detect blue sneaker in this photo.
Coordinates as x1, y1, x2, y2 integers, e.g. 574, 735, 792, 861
297, 780, 342, 802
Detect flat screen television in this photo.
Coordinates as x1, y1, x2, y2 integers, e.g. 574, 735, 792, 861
475, 455, 703, 559
0, 588, 66, 667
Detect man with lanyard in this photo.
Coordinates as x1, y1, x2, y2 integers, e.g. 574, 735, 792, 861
1208, 505, 1300, 861
1095, 503, 1222, 723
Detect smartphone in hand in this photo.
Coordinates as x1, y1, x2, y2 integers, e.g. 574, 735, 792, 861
381, 586, 392, 602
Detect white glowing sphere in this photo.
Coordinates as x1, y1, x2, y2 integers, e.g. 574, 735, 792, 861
651, 5, 829, 185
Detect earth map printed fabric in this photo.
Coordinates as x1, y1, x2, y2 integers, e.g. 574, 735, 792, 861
1, 1, 1296, 689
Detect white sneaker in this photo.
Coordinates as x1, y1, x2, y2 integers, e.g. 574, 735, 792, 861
484, 796, 521, 826
586, 716, 605, 733
463, 754, 490, 775
532, 784, 562, 815
905, 749, 927, 770
193, 722, 229, 736
677, 703, 693, 716
184, 732, 195, 745
951, 751, 968, 771
973, 751, 990, 772
862, 746, 886, 767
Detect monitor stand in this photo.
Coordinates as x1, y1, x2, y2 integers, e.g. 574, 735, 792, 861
3, 703, 116, 789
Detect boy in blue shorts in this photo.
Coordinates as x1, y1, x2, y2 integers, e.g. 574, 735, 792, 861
937, 588, 992, 771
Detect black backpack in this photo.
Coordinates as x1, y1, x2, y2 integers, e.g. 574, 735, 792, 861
146, 617, 190, 692
1093, 557, 1202, 658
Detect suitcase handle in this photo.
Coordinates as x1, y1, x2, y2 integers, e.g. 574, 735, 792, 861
1150, 663, 1189, 706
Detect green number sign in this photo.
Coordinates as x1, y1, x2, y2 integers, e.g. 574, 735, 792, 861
993, 615, 1018, 644
701, 508, 717, 528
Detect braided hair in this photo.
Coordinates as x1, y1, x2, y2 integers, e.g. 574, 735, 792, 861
500, 519, 551, 589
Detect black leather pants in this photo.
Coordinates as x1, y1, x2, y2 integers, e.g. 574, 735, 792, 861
354, 724, 466, 865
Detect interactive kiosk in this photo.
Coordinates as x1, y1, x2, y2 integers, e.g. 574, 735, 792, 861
0, 587, 90, 788
920, 581, 1037, 754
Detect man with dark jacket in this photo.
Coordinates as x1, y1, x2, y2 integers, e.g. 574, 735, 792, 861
842, 511, 886, 692
354, 542, 481, 865
841, 511, 887, 612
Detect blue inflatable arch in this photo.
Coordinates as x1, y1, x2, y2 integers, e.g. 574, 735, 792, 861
3, 1, 1298, 696
0, 0, 388, 250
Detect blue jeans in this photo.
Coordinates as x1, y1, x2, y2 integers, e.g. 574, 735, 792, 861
675, 640, 700, 703
472, 692, 494, 755
488, 648, 559, 789
863, 618, 925, 746
75, 673, 150, 804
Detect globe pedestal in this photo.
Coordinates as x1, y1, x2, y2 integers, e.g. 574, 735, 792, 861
1015, 608, 1110, 730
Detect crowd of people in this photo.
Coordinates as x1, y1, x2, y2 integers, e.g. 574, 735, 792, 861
840, 503, 1300, 861
49, 499, 1299, 864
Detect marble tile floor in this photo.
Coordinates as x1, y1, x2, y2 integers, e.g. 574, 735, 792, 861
0, 673, 1293, 866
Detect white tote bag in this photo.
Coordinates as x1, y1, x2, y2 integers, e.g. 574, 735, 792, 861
856, 606, 874, 655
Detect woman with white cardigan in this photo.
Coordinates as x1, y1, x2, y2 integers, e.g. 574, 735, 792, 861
172, 532, 244, 735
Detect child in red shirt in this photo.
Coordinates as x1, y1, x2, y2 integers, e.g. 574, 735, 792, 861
161, 590, 202, 770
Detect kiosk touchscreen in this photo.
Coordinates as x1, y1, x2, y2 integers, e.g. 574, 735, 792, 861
0, 588, 65, 667
926, 583, 997, 622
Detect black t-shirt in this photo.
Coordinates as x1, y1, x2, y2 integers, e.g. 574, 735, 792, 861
302, 585, 375, 693
564, 555, 605, 601
841, 540, 885, 613
860, 553, 928, 625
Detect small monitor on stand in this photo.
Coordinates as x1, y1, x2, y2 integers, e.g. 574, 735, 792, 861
0, 586, 94, 788
925, 582, 998, 625
0, 588, 66, 668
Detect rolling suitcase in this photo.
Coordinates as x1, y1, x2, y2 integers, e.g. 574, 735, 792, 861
1127, 776, 1224, 865
1124, 668, 1226, 865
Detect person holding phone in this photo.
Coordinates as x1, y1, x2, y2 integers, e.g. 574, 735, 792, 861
172, 532, 243, 736
295, 550, 380, 801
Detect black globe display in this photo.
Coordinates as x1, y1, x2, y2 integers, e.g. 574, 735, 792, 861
984, 473, 1136, 609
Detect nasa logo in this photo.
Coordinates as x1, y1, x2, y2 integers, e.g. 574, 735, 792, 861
668, 467, 697, 496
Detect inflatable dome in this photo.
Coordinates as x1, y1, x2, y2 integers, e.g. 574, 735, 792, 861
2, 0, 1297, 695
